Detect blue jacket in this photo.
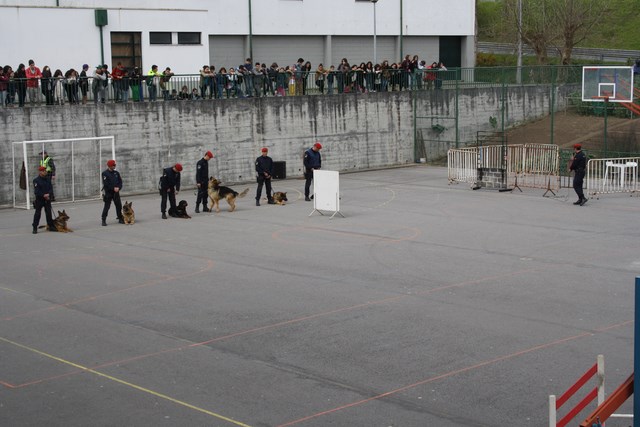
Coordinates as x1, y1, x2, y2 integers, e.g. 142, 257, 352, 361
161, 166, 181, 190
102, 169, 123, 193
196, 158, 209, 184
255, 155, 273, 178
33, 175, 52, 198
303, 148, 321, 171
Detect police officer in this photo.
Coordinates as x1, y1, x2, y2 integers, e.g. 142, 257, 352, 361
195, 151, 213, 213
160, 163, 182, 219
39, 150, 56, 201
101, 159, 124, 226
303, 142, 322, 201
32, 166, 57, 234
569, 143, 587, 206
255, 147, 275, 206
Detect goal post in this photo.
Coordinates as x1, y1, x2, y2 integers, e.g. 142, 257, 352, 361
12, 136, 116, 210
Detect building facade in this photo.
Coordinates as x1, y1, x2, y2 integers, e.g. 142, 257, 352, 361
1, 0, 475, 74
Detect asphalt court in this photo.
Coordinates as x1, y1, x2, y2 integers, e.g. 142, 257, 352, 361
0, 165, 638, 426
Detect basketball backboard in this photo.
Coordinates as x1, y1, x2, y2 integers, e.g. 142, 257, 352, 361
582, 66, 634, 103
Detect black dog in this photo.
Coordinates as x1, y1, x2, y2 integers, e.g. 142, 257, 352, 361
169, 200, 191, 219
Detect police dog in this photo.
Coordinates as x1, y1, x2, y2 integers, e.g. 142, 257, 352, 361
122, 201, 135, 225
40, 210, 73, 232
207, 178, 250, 212
170, 200, 191, 219
273, 191, 288, 205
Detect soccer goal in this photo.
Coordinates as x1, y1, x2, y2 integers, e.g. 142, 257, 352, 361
12, 136, 116, 210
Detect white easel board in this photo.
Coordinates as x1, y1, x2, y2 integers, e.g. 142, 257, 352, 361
310, 170, 344, 218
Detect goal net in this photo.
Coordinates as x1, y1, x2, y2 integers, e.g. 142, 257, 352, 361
12, 136, 116, 210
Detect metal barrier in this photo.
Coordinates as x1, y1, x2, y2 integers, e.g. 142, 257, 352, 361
586, 157, 639, 197
448, 144, 559, 191
447, 147, 478, 184
549, 355, 604, 427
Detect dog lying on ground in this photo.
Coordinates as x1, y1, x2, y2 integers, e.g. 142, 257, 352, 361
122, 201, 135, 224
169, 200, 191, 219
272, 192, 288, 205
39, 209, 73, 232
208, 178, 250, 212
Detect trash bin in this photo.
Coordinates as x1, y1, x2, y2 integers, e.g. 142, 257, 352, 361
273, 161, 286, 179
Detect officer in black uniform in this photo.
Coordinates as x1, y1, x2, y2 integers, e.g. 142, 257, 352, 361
160, 163, 182, 219
255, 147, 275, 206
39, 150, 56, 201
101, 159, 125, 226
303, 142, 322, 201
195, 150, 213, 213
32, 166, 57, 234
569, 143, 588, 206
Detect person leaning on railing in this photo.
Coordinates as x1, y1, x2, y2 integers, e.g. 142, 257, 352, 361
41, 65, 54, 105
79, 64, 89, 104
315, 63, 327, 94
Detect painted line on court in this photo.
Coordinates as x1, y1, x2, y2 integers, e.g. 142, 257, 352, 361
0, 336, 252, 427
2, 259, 215, 321
5, 268, 537, 389
276, 320, 633, 426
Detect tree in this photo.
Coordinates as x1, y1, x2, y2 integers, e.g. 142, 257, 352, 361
553, 0, 608, 64
502, 0, 608, 64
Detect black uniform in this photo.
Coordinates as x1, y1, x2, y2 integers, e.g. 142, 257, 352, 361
303, 147, 322, 199
39, 155, 56, 201
32, 174, 56, 232
570, 149, 587, 204
160, 166, 181, 216
101, 168, 124, 223
255, 154, 274, 204
195, 157, 209, 211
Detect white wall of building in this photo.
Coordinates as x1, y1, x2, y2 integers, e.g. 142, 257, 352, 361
0, 0, 475, 73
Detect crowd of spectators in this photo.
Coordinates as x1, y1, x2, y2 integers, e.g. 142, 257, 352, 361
0, 55, 448, 107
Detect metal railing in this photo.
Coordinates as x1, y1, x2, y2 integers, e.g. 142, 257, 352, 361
479, 41, 640, 63
0, 65, 586, 107
586, 157, 639, 197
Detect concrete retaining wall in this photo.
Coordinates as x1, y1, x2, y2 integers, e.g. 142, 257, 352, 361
0, 84, 577, 207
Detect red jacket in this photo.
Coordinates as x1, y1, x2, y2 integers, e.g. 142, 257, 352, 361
25, 66, 42, 88
112, 66, 126, 80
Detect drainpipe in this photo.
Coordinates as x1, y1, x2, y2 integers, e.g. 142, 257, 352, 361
248, 0, 253, 61
399, 0, 403, 59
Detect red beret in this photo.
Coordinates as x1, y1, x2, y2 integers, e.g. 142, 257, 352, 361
261, 147, 268, 152
174, 163, 183, 172
573, 144, 582, 150
205, 151, 213, 158
313, 142, 322, 150
38, 166, 47, 171
107, 159, 116, 167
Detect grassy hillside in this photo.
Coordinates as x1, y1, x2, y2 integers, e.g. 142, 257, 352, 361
478, 0, 640, 50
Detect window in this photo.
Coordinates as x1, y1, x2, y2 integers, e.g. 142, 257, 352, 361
111, 32, 142, 69
150, 32, 172, 45
178, 32, 201, 45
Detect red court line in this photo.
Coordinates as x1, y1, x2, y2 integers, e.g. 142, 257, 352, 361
2, 259, 214, 321
3, 268, 535, 389
276, 320, 633, 427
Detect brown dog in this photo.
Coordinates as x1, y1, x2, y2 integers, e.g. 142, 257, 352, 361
39, 210, 73, 232
207, 178, 250, 212
122, 201, 135, 224
273, 191, 288, 205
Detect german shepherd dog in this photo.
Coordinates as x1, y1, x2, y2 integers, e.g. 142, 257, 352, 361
207, 178, 250, 212
40, 210, 73, 232
273, 191, 288, 205
122, 201, 135, 225
169, 200, 191, 219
